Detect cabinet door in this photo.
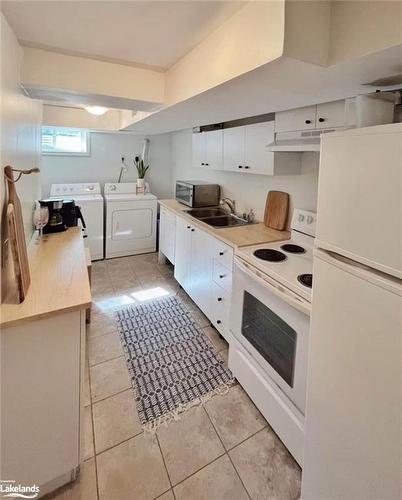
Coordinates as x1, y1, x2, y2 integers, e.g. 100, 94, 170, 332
316, 100, 345, 129
188, 227, 215, 316
192, 132, 205, 168
275, 105, 316, 133
205, 129, 223, 169
159, 207, 176, 264
223, 126, 245, 172
173, 217, 192, 290
244, 122, 275, 175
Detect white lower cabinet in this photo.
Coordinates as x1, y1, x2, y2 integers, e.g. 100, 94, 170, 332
173, 216, 192, 290
159, 206, 176, 264
171, 213, 234, 339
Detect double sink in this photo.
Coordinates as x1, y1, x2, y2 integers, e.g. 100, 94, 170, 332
185, 208, 253, 228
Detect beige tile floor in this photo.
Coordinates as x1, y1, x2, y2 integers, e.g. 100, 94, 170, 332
49, 252, 301, 500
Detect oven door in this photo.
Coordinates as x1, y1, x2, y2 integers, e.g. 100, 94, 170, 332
175, 182, 193, 207
230, 257, 310, 413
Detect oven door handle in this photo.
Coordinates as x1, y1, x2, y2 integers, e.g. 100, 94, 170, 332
234, 257, 311, 316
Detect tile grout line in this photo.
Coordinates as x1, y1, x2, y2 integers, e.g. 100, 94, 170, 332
86, 356, 100, 500
94, 430, 144, 457
155, 433, 177, 500
202, 405, 252, 500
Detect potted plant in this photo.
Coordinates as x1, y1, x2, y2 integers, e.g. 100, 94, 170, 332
134, 156, 149, 189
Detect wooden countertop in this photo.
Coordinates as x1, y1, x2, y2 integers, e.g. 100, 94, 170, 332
159, 199, 290, 248
1, 228, 91, 328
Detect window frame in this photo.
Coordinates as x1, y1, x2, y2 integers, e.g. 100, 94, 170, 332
41, 126, 91, 156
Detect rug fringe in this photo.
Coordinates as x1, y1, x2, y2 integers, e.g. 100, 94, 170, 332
143, 379, 235, 433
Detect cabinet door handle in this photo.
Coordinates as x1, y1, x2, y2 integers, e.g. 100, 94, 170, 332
238, 165, 243, 169
217, 320, 222, 325
201, 162, 205, 166
187, 225, 191, 229
305, 119, 311, 124
244, 166, 250, 169
318, 117, 325, 123
191, 228, 195, 232
205, 163, 209, 166
219, 251, 224, 256
217, 297, 222, 302
219, 274, 226, 279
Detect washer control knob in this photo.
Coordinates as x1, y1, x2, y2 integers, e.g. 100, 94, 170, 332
298, 214, 305, 222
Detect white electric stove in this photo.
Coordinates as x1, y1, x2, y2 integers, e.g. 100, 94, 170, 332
229, 208, 316, 466
235, 209, 316, 303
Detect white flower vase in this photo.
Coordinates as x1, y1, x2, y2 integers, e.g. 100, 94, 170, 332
137, 178, 145, 189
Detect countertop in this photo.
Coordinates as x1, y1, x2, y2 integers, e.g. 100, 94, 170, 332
159, 199, 290, 248
1, 228, 91, 328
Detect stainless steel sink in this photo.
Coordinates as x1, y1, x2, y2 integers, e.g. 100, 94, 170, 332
185, 208, 253, 227
185, 208, 228, 218
202, 215, 250, 227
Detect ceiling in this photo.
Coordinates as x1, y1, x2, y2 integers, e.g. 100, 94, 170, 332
1, 1, 245, 71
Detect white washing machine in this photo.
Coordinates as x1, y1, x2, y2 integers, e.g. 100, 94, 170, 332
104, 182, 157, 259
50, 183, 104, 260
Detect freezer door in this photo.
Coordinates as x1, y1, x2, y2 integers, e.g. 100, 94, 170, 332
302, 250, 402, 499
316, 123, 402, 278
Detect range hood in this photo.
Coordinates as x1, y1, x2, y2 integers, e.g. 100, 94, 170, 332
267, 129, 338, 152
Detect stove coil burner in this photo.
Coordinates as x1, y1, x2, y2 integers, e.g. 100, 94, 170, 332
253, 249, 287, 262
297, 273, 313, 289
280, 244, 306, 254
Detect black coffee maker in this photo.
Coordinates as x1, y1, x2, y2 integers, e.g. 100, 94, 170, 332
39, 199, 86, 234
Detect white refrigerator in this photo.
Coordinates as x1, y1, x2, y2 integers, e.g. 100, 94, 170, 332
302, 123, 402, 499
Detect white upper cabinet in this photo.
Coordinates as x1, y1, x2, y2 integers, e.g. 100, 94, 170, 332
192, 130, 223, 170
275, 105, 317, 133
244, 122, 275, 175
275, 100, 347, 133
315, 100, 346, 129
223, 121, 301, 175
223, 126, 245, 172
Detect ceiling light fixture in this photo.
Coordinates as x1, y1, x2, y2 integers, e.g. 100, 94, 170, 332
84, 105, 109, 116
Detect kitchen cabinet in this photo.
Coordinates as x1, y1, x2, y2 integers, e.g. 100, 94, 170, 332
0, 229, 90, 497
173, 216, 192, 290
188, 227, 216, 314
192, 129, 223, 170
275, 100, 346, 133
159, 206, 176, 264
315, 100, 346, 129
223, 121, 301, 175
171, 213, 234, 339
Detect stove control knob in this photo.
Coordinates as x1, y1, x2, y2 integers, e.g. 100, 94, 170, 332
298, 214, 305, 222
306, 215, 314, 224
88, 185, 94, 191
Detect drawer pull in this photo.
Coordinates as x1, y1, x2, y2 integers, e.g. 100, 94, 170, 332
217, 320, 222, 325
191, 228, 195, 232
217, 297, 222, 302
187, 225, 191, 229
219, 274, 226, 279
219, 251, 224, 256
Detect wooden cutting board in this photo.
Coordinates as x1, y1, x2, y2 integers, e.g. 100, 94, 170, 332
263, 191, 289, 230
4, 166, 31, 302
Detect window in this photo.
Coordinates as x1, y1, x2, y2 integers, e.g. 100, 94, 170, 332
42, 127, 90, 155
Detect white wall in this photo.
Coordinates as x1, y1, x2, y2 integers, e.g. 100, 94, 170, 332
1, 13, 42, 300
41, 132, 173, 199
171, 129, 319, 226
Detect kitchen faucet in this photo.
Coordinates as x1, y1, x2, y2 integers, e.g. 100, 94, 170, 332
220, 198, 236, 214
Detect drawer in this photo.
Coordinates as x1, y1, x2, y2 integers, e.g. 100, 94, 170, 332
211, 283, 232, 343
213, 260, 232, 293
213, 240, 234, 270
